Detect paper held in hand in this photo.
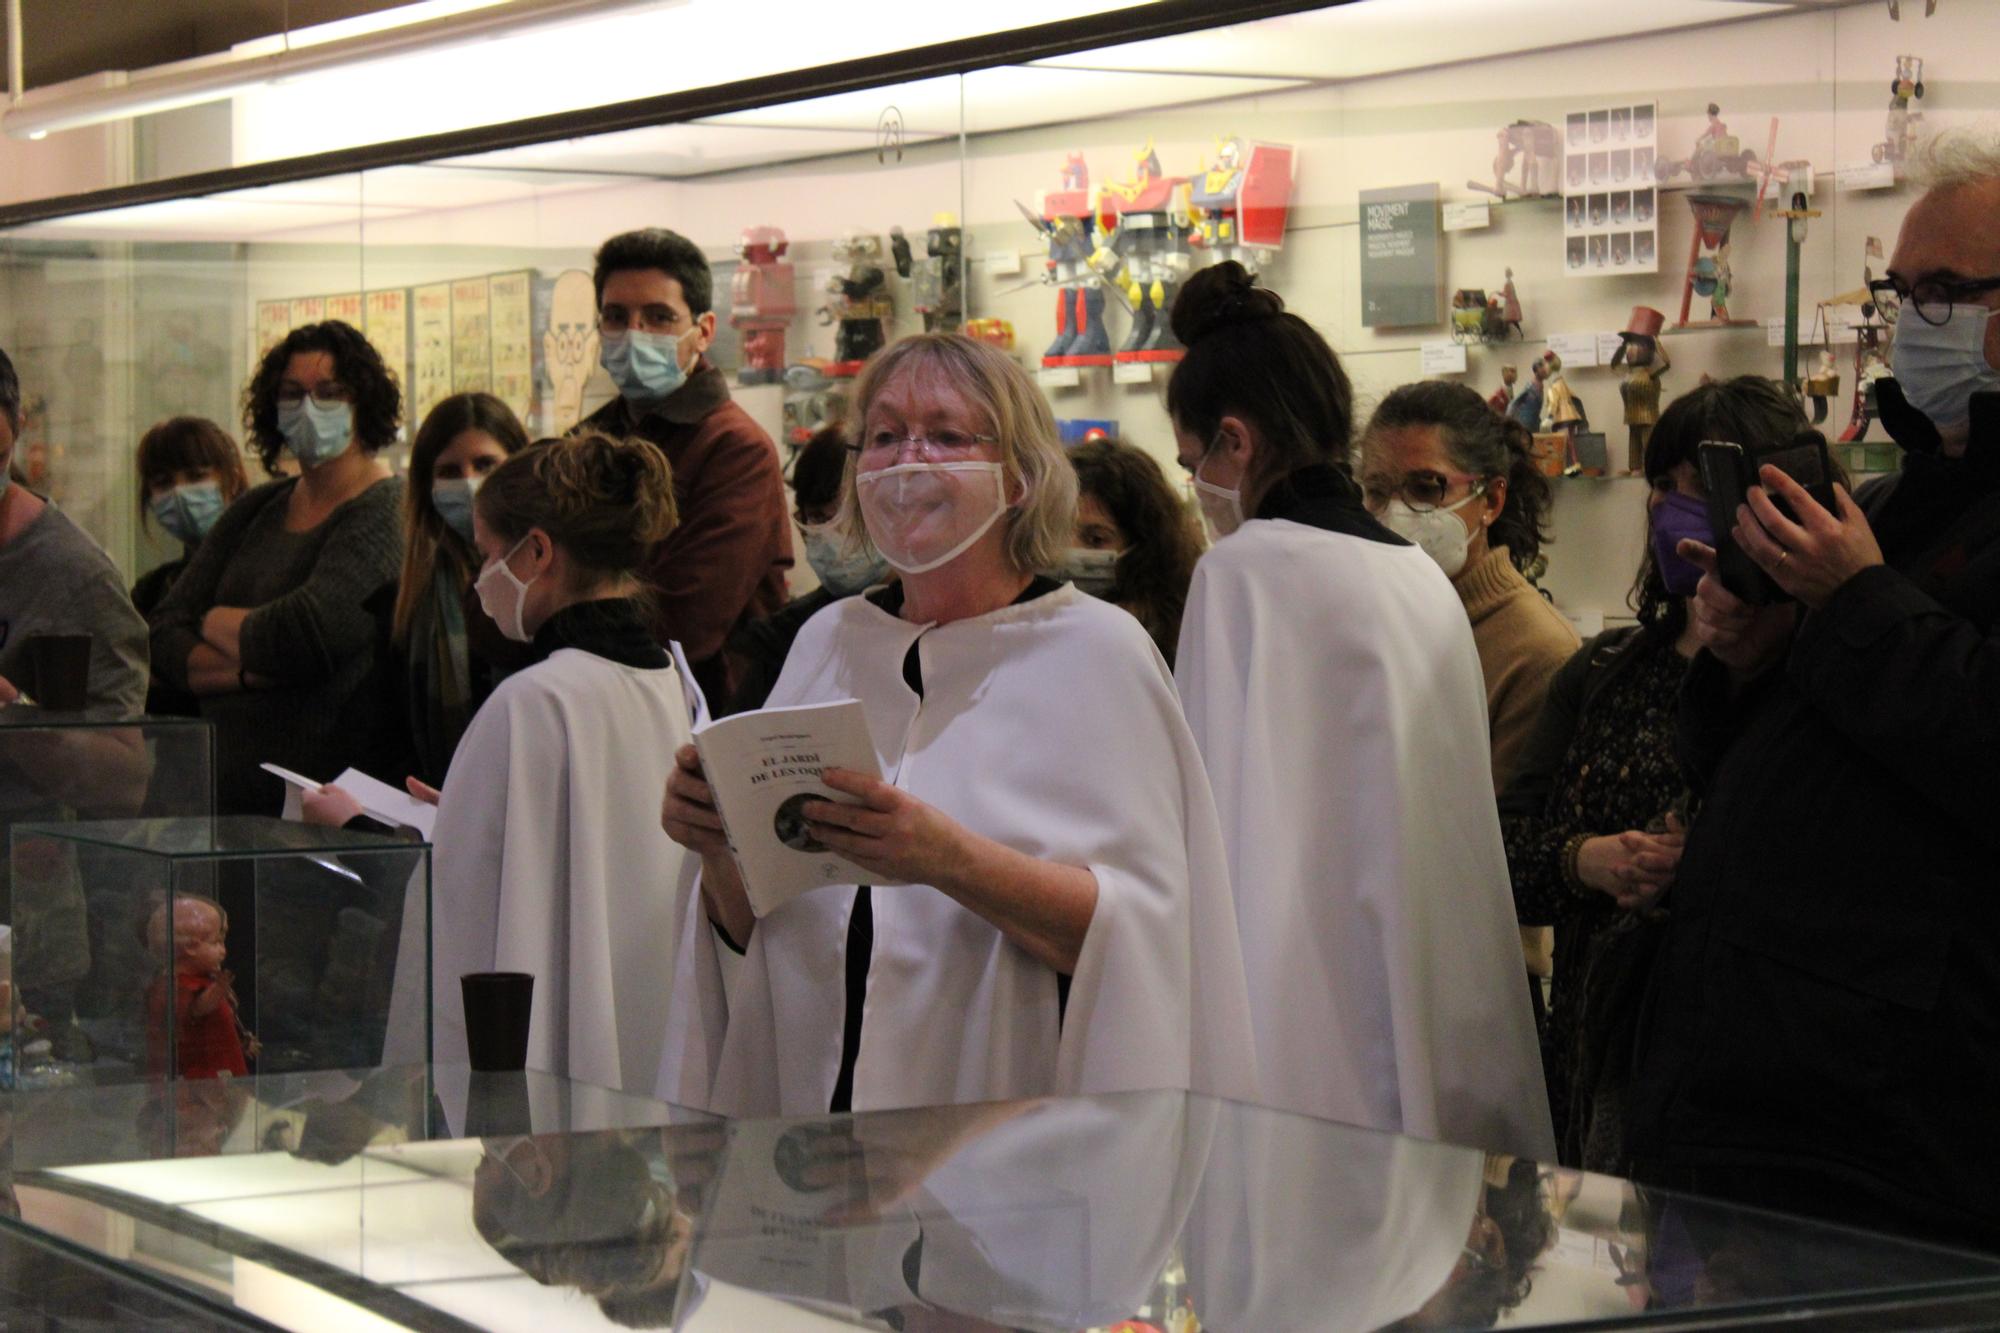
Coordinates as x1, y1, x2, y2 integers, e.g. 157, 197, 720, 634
260, 762, 437, 840
693, 698, 888, 917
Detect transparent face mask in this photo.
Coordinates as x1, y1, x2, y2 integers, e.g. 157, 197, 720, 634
854, 460, 1008, 575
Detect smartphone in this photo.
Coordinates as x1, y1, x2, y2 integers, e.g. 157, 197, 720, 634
1695, 436, 1836, 605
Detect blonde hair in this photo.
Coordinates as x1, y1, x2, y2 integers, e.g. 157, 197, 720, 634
1911, 125, 2000, 193
833, 333, 1077, 575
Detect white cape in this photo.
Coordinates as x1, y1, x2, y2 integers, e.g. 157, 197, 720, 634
391, 647, 691, 1095
660, 583, 1259, 1115
1176, 518, 1555, 1161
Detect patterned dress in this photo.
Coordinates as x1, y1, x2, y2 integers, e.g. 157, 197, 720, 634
1501, 626, 1692, 1162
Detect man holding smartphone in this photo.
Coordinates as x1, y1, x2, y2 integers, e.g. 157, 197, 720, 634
1626, 128, 2000, 1253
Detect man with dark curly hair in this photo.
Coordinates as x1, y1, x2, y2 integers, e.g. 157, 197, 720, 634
578, 228, 791, 705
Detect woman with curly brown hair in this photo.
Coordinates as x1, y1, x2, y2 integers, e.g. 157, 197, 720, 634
148, 320, 406, 815
1064, 437, 1204, 667
408, 430, 693, 1094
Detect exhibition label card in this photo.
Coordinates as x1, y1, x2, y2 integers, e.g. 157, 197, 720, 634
1420, 341, 1468, 375
1442, 201, 1491, 232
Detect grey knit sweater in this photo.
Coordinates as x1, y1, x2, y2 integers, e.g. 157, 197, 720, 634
150, 475, 405, 814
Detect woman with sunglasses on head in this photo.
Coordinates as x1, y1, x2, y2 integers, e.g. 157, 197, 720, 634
149, 321, 406, 816
1170, 262, 1552, 1162
387, 392, 536, 786
1360, 382, 1577, 794
404, 431, 692, 1095
659, 332, 1256, 1117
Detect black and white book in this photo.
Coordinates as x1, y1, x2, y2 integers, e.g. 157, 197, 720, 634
693, 699, 889, 916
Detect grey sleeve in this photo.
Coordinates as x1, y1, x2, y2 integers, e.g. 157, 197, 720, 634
238, 482, 403, 686
148, 483, 270, 692
83, 574, 149, 715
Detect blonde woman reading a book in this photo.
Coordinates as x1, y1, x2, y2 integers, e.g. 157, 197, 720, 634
658, 332, 1257, 1117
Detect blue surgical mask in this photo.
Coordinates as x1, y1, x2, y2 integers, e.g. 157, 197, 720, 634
1889, 303, 2000, 439
600, 326, 698, 402
278, 398, 354, 467
150, 481, 226, 545
801, 522, 889, 596
432, 476, 482, 544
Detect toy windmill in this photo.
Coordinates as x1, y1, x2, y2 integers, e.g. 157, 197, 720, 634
1676, 193, 1753, 328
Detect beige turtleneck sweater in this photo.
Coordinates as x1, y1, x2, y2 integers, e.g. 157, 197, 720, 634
1453, 544, 1582, 794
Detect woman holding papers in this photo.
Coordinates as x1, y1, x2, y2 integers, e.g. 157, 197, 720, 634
416, 431, 693, 1094
659, 332, 1257, 1116
1168, 261, 1555, 1161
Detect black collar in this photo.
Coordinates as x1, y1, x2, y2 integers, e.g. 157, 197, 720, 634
1253, 464, 1408, 546
531, 597, 669, 670
1877, 381, 2000, 491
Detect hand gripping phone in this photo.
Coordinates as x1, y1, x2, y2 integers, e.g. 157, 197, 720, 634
1695, 435, 1836, 605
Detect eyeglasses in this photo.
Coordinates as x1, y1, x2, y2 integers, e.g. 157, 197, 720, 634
849, 429, 997, 464
599, 306, 688, 336
1866, 274, 2000, 327
275, 383, 352, 408
1360, 469, 1486, 513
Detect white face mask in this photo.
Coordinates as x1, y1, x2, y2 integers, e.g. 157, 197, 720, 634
854, 461, 1008, 575
1057, 546, 1121, 597
1890, 303, 2000, 441
474, 534, 540, 642
1378, 489, 1485, 578
1191, 437, 1243, 539
800, 520, 890, 596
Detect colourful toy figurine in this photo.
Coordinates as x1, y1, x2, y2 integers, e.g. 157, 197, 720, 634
1091, 140, 1194, 364
1187, 136, 1295, 277
730, 225, 797, 387
781, 362, 847, 449
821, 229, 906, 376
1655, 102, 1758, 184
1609, 306, 1672, 473
146, 898, 252, 1081
1539, 350, 1587, 473
1677, 194, 1752, 328
1470, 120, 1560, 199
1876, 56, 1926, 165
1019, 154, 1111, 369
897, 213, 963, 334
963, 317, 1015, 353
1451, 272, 1524, 345
1499, 267, 1524, 336
1510, 357, 1546, 432
1488, 365, 1519, 415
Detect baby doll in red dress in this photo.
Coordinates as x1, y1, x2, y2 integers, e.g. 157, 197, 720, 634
145, 898, 251, 1080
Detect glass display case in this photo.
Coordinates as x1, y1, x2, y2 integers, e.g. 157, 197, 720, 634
5, 815, 427, 1154
6, 1089, 2000, 1331
0, 712, 213, 1085
0, 0, 1986, 627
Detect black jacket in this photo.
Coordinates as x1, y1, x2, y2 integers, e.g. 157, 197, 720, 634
1626, 388, 2000, 1251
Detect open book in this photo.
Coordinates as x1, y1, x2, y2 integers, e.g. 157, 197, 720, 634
693, 699, 886, 917
261, 763, 437, 840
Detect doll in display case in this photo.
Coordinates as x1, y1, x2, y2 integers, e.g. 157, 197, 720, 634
1488, 365, 1519, 415
146, 897, 253, 1081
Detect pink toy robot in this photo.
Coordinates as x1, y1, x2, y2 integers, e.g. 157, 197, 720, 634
731, 225, 798, 386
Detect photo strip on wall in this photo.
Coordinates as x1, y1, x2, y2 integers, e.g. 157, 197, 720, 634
1564, 100, 1659, 277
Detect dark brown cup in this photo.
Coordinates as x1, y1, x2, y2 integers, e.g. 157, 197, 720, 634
461, 971, 534, 1072
26, 634, 91, 711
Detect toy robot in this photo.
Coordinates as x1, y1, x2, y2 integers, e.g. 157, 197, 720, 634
1091, 140, 1194, 364
895, 213, 963, 334
731, 225, 798, 387
1876, 56, 1926, 165
821, 229, 909, 374
964, 318, 1015, 353
1188, 136, 1295, 277
1020, 154, 1111, 368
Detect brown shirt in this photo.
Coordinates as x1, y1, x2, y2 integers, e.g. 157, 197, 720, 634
580, 360, 791, 701
1453, 545, 1581, 793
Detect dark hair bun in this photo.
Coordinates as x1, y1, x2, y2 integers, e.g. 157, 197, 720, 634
1171, 261, 1285, 348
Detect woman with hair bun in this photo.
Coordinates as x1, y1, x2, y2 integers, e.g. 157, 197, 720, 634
405, 430, 694, 1094
1169, 262, 1553, 1161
